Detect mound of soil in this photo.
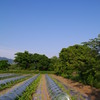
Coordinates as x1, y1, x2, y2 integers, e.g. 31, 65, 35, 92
51, 74, 100, 100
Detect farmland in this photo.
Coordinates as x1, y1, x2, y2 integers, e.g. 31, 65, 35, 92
1, 0, 100, 99
0, 35, 100, 100
0, 73, 100, 100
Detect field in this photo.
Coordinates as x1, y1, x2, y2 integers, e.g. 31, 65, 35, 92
0, 73, 100, 100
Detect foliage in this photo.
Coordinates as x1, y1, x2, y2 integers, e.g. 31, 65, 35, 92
14, 51, 32, 69
30, 53, 50, 70
82, 34, 100, 54
81, 34, 100, 87
14, 51, 50, 70
7, 34, 100, 89
54, 44, 99, 88
49, 56, 61, 73
0, 60, 10, 70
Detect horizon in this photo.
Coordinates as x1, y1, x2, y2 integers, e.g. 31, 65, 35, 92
0, 0, 100, 59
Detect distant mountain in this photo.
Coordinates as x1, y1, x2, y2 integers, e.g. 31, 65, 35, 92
0, 57, 14, 64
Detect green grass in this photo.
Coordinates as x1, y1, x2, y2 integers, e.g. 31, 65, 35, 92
0, 70, 55, 74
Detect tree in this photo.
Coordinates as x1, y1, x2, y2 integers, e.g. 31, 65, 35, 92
14, 51, 32, 69
82, 34, 100, 54
49, 56, 61, 72
0, 60, 10, 70
59, 45, 97, 85
31, 53, 50, 70
14, 51, 50, 70
82, 34, 100, 87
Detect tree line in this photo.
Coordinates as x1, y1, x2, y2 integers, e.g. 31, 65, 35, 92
14, 51, 50, 70
51, 34, 100, 88
0, 34, 100, 88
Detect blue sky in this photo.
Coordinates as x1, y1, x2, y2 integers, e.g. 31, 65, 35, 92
0, 0, 100, 59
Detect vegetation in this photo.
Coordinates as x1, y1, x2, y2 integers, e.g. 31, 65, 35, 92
17, 75, 41, 100
82, 34, 100, 54
53, 34, 100, 88
0, 60, 10, 70
0, 57, 13, 64
59, 45, 96, 83
0, 74, 18, 80
14, 51, 50, 70
0, 76, 31, 91
0, 70, 55, 74
49, 56, 59, 70
50, 76, 78, 100
0, 34, 100, 89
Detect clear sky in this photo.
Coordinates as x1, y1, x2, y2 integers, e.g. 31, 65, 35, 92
0, 0, 100, 59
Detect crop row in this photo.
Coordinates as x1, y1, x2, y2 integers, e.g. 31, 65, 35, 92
0, 74, 17, 78
0, 75, 28, 86
18, 75, 41, 100
0, 75, 31, 91
46, 74, 70, 100
0, 74, 86, 100
50, 76, 90, 100
0, 74, 18, 80
0, 74, 40, 100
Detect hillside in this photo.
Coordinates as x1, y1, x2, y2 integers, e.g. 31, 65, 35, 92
0, 57, 14, 64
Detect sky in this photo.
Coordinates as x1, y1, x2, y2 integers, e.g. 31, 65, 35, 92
0, 0, 100, 59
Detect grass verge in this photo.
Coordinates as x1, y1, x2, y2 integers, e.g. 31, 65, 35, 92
0, 70, 55, 74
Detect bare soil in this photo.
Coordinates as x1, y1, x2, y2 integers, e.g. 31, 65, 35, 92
33, 75, 50, 100
51, 74, 100, 100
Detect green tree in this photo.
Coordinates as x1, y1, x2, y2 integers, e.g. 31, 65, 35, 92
14, 51, 32, 69
82, 34, 100, 87
14, 51, 50, 70
0, 60, 10, 70
31, 53, 50, 70
59, 45, 97, 85
82, 34, 100, 54
49, 56, 61, 72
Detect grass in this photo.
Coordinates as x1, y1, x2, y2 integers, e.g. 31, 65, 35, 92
0, 70, 55, 74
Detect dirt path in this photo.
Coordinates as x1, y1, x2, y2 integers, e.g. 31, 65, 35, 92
33, 75, 50, 100
51, 74, 100, 100
0, 80, 26, 96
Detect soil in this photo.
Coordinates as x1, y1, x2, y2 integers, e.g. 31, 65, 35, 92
33, 75, 50, 100
51, 74, 100, 100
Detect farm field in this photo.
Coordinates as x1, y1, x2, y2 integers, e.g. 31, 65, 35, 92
1, 0, 100, 100
0, 73, 99, 100
50, 75, 100, 100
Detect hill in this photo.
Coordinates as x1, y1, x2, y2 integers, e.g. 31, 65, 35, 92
0, 57, 14, 64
